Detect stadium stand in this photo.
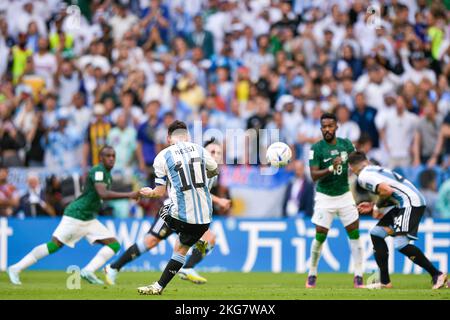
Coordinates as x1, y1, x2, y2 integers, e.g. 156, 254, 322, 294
0, 0, 449, 218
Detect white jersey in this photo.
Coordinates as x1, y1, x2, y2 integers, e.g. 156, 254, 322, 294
357, 165, 426, 208
153, 141, 218, 224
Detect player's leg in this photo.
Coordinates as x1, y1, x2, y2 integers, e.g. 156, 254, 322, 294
393, 206, 446, 289
306, 225, 328, 288
343, 219, 364, 288
105, 214, 172, 284
105, 234, 163, 285
138, 238, 192, 295
307, 207, 333, 288
80, 237, 120, 285
110, 235, 161, 271
8, 215, 85, 285
179, 229, 216, 284
81, 219, 120, 284
369, 224, 393, 288
138, 218, 209, 295
337, 192, 364, 287
394, 235, 443, 282
8, 236, 64, 285
394, 234, 446, 289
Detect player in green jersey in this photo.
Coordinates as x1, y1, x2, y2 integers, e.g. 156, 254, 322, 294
306, 113, 364, 289
8, 146, 139, 285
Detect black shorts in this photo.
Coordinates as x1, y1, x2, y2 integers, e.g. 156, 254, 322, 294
377, 206, 425, 239
148, 203, 174, 240
148, 203, 210, 247
165, 215, 209, 247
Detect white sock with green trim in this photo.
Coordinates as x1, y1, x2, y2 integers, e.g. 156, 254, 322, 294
11, 244, 49, 272
83, 246, 115, 272
309, 239, 324, 276
350, 239, 364, 277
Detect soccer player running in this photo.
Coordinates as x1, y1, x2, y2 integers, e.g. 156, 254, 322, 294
135, 120, 219, 295
7, 146, 139, 285
104, 138, 230, 285
306, 113, 364, 288
348, 151, 448, 289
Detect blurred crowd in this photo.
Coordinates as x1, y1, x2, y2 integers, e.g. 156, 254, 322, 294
0, 0, 450, 218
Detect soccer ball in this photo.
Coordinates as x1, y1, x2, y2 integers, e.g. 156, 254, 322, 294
266, 142, 292, 167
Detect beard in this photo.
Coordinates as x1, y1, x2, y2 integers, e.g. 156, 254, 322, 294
323, 132, 335, 142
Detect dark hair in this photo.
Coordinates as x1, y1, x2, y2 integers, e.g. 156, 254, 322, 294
204, 137, 219, 148
99, 145, 115, 156
348, 151, 367, 165
320, 112, 337, 123
168, 120, 187, 136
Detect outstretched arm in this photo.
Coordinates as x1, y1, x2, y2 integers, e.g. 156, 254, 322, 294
139, 185, 167, 198
212, 194, 231, 211
95, 183, 139, 200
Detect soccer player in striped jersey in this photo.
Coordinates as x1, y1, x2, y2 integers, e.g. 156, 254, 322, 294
103, 138, 230, 285
348, 151, 448, 289
135, 120, 219, 295
178, 138, 230, 283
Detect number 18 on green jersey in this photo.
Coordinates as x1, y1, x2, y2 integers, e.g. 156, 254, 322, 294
309, 138, 356, 197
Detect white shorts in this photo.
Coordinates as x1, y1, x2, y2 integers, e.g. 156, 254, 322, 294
53, 216, 114, 248
311, 191, 359, 229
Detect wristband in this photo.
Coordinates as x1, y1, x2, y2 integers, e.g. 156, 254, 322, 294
328, 165, 334, 172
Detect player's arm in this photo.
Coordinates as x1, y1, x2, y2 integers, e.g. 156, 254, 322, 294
310, 157, 341, 182
309, 165, 333, 182
372, 182, 395, 210
358, 182, 394, 211
375, 182, 393, 198
358, 166, 394, 205
357, 201, 390, 219
211, 194, 231, 211
95, 183, 139, 200
139, 152, 168, 198
356, 169, 391, 215
203, 147, 219, 178
309, 145, 336, 182
139, 185, 166, 198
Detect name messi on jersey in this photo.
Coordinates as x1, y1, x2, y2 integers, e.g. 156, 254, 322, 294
175, 146, 195, 155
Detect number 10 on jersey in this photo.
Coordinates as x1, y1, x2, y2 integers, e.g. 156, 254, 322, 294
175, 158, 206, 191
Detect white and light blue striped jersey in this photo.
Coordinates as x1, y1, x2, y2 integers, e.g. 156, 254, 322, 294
207, 175, 218, 191
153, 141, 218, 224
357, 165, 426, 208
162, 172, 218, 216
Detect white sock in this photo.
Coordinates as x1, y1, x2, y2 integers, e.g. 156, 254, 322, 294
309, 239, 324, 276
350, 238, 364, 277
83, 246, 115, 273
11, 244, 49, 272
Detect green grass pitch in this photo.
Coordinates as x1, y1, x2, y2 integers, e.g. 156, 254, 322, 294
0, 271, 449, 300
